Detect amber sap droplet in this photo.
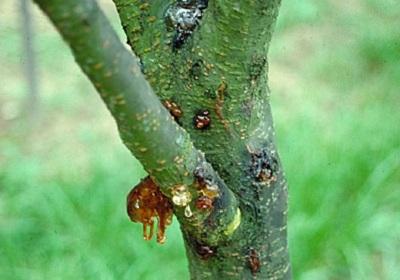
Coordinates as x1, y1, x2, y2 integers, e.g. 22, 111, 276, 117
163, 100, 183, 119
184, 205, 193, 217
127, 177, 173, 244
201, 185, 219, 200
171, 184, 192, 206
193, 110, 211, 129
194, 166, 219, 200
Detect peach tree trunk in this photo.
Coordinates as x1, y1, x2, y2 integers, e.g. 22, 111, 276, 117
33, 0, 291, 279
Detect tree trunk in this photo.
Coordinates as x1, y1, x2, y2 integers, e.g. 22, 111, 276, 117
33, 0, 290, 278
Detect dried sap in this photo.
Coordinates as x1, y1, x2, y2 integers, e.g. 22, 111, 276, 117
127, 177, 173, 244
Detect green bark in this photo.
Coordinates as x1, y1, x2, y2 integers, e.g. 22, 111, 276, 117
33, 0, 290, 278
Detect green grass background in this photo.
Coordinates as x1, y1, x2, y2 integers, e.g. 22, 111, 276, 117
1, 0, 399, 279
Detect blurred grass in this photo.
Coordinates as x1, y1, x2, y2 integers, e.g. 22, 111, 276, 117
0, 0, 399, 279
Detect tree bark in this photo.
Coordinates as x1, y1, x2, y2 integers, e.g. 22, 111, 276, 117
33, 0, 291, 278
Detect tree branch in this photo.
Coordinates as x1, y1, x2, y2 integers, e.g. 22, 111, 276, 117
32, 0, 239, 246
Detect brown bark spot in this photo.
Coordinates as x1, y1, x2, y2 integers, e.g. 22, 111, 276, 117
195, 195, 213, 210
248, 248, 261, 275
196, 244, 215, 260
163, 100, 183, 120
126, 176, 173, 244
193, 109, 211, 129
186, 232, 216, 260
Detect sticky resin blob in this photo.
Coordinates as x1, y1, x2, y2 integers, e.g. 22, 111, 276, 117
127, 177, 173, 244
194, 166, 219, 206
